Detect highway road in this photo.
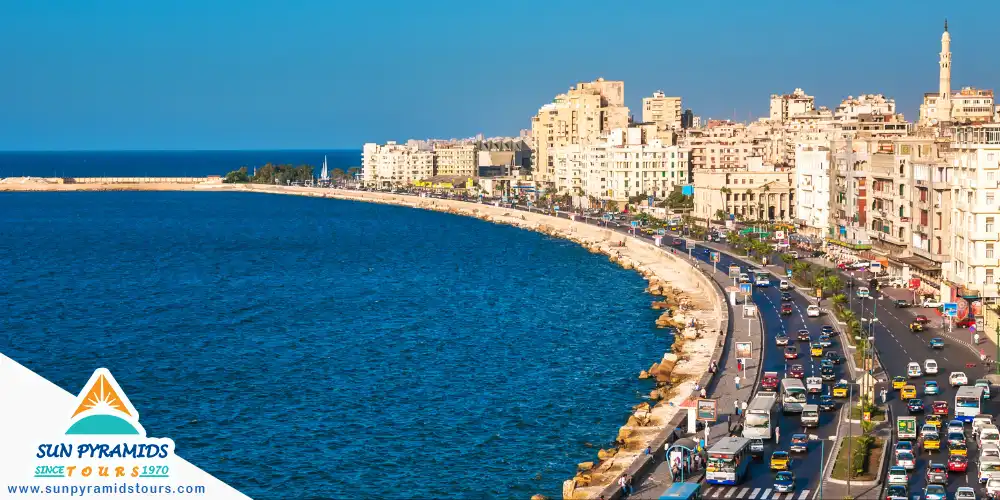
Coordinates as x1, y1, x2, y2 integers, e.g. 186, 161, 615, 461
843, 269, 1000, 499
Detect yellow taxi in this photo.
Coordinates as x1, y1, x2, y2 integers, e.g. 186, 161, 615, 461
770, 451, 790, 470
900, 385, 917, 399
922, 432, 941, 451
810, 343, 823, 357
926, 414, 944, 428
832, 382, 848, 397
950, 442, 968, 456
892, 376, 907, 390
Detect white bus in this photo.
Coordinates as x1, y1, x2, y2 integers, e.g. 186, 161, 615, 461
742, 392, 778, 439
705, 437, 751, 485
781, 378, 807, 413
956, 386, 986, 422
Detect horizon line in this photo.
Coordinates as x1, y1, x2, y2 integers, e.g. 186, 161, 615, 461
0, 148, 363, 154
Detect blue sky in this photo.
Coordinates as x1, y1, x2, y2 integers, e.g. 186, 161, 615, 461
0, 0, 995, 151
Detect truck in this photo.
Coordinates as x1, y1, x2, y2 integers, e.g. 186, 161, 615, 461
898, 417, 917, 440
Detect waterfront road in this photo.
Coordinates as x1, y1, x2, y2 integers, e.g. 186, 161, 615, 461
844, 273, 1000, 499
685, 242, 842, 500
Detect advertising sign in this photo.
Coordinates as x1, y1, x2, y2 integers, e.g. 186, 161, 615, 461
686, 239, 695, 250
775, 230, 785, 240
630, 221, 639, 228
657, 228, 666, 235
728, 265, 740, 278
735, 342, 752, 359
710, 251, 720, 263
786, 269, 793, 278
603, 214, 613, 221
696, 399, 718, 422
943, 302, 958, 317
869, 262, 882, 273
653, 235, 662, 247
740, 283, 752, 296
908, 277, 921, 290
897, 417, 917, 439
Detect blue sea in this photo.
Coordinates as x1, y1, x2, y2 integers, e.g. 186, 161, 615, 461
0, 169, 672, 499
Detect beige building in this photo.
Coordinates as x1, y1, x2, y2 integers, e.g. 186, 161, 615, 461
693, 158, 795, 223
769, 88, 815, 122
683, 120, 787, 171
642, 91, 682, 131
530, 78, 629, 187
835, 94, 896, 121
434, 143, 479, 177
362, 141, 436, 187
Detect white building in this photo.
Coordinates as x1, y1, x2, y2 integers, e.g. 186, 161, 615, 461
835, 94, 896, 121
362, 142, 436, 186
769, 88, 815, 122
793, 141, 832, 237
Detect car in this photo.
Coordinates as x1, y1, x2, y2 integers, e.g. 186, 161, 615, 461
910, 321, 924, 332
950, 442, 968, 456
922, 431, 941, 452
926, 414, 944, 429
922, 298, 943, 308
781, 303, 793, 315
895, 441, 913, 457
923, 484, 946, 500
908, 399, 925, 413
950, 372, 969, 386
856, 286, 870, 298
781, 292, 793, 301
789, 364, 804, 378
784, 346, 799, 359
790, 434, 809, 452
973, 415, 995, 438
824, 351, 841, 364
773, 471, 794, 492
820, 358, 834, 368
810, 343, 823, 357
832, 381, 848, 397
932, 401, 949, 415
955, 487, 977, 500
926, 463, 948, 484
806, 377, 823, 394
806, 305, 820, 317
820, 365, 836, 381
948, 431, 967, 446
929, 337, 945, 349
887, 466, 908, 484
947, 420, 965, 435
979, 425, 1000, 448
885, 484, 908, 500
957, 317, 976, 328
770, 451, 790, 470
739, 273, 750, 283
818, 333, 832, 347
948, 454, 969, 472
900, 385, 916, 399
989, 478, 1000, 498
892, 376, 907, 390
762, 372, 780, 391
894, 299, 911, 308
818, 395, 836, 411
915, 314, 931, 324
775, 333, 789, 346
976, 379, 992, 400
895, 450, 915, 470
907, 362, 922, 377
924, 359, 939, 374
925, 380, 940, 396
821, 325, 834, 335
796, 329, 811, 341
779, 280, 791, 291
756, 275, 770, 287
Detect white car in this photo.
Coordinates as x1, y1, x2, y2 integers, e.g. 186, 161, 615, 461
922, 298, 943, 308
976, 416, 997, 438
924, 359, 939, 375
895, 451, 915, 470
755, 275, 770, 286
981, 445, 1000, 461
887, 466, 908, 484
856, 286, 870, 298
981, 426, 1000, 450
988, 478, 1000, 497
806, 377, 823, 393
738, 273, 750, 283
806, 305, 820, 317
779, 280, 791, 291
907, 362, 922, 378
955, 487, 977, 500
948, 421, 965, 436
950, 372, 969, 386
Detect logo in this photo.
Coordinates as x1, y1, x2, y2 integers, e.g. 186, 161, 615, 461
66, 369, 146, 436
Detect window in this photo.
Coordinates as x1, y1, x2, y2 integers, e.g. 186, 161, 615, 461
988, 269, 995, 283
988, 244, 995, 259
989, 171, 996, 182
920, 210, 929, 226
989, 194, 995, 205
899, 206, 904, 217
899, 184, 905, 196
988, 217, 995, 233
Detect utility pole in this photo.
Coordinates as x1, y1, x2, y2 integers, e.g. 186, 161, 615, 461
847, 383, 853, 496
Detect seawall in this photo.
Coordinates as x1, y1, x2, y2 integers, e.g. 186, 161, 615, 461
2, 180, 728, 499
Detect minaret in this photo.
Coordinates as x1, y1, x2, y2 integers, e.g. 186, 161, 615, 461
938, 19, 953, 123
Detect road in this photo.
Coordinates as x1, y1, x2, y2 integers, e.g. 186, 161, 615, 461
842, 269, 1000, 499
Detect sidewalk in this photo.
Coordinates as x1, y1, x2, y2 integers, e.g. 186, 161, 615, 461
631, 256, 764, 499
818, 410, 892, 499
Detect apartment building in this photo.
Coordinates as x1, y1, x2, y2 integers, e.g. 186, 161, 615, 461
362, 142, 436, 186
898, 135, 954, 285
530, 78, 629, 187
683, 120, 786, 171
693, 158, 795, 223
642, 91, 683, 131
434, 143, 479, 177
835, 94, 896, 121
793, 140, 832, 238
946, 124, 1000, 302
769, 88, 815, 122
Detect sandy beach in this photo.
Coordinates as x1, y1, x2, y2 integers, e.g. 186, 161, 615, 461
4, 179, 726, 499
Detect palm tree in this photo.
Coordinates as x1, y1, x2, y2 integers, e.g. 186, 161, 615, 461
720, 186, 732, 223
714, 209, 726, 223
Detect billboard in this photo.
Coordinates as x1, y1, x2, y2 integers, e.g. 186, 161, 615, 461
728, 265, 741, 278
735, 342, 752, 359
696, 399, 718, 421
710, 251, 720, 263
943, 302, 958, 317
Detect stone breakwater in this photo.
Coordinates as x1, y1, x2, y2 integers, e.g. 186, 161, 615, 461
4, 180, 727, 500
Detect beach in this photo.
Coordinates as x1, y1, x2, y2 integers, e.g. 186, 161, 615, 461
3, 178, 726, 499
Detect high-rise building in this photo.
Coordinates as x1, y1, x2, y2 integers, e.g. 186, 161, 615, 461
642, 91, 682, 131
362, 142, 436, 187
769, 88, 815, 123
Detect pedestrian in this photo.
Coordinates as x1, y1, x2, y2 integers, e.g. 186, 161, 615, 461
881, 388, 887, 404
741, 400, 748, 415
625, 474, 634, 496
617, 475, 628, 497
775, 426, 780, 443
700, 387, 707, 399
644, 446, 651, 456
975, 333, 980, 344
734, 374, 741, 390
734, 400, 740, 416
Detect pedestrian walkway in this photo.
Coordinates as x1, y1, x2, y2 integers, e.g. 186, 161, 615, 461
632, 256, 765, 500
699, 485, 812, 499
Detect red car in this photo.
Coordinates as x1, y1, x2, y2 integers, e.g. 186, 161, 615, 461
762, 372, 780, 391
914, 315, 931, 325
789, 364, 805, 378
932, 401, 949, 415
947, 454, 968, 472
956, 317, 975, 329
781, 303, 793, 315
784, 346, 798, 359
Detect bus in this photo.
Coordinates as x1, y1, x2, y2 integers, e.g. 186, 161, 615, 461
705, 437, 751, 485
956, 386, 986, 422
781, 378, 807, 413
658, 482, 702, 500
743, 392, 778, 439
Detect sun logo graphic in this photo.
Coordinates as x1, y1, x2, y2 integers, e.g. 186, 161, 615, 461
65, 368, 146, 436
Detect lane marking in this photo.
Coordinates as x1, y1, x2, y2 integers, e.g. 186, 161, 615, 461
749, 488, 760, 499
726, 487, 738, 498
798, 492, 811, 500
736, 487, 749, 498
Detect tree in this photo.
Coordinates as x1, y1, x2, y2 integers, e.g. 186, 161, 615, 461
606, 200, 620, 212
347, 167, 361, 179
714, 209, 726, 223
331, 167, 346, 179
720, 186, 732, 222
223, 166, 250, 183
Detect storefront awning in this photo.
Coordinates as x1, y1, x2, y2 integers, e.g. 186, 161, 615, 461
899, 255, 941, 272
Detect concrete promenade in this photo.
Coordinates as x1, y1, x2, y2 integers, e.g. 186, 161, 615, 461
631, 253, 764, 499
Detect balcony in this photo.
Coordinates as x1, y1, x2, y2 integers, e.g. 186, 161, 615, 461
911, 246, 942, 263
969, 231, 1000, 241
968, 256, 1000, 267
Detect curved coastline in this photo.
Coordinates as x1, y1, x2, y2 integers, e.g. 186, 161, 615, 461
1, 180, 727, 499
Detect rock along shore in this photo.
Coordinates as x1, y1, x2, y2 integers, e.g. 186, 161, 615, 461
3, 179, 727, 499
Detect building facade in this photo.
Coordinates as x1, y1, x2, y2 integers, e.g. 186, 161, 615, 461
642, 91, 682, 131
693, 158, 795, 223
769, 88, 815, 122
362, 142, 436, 186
